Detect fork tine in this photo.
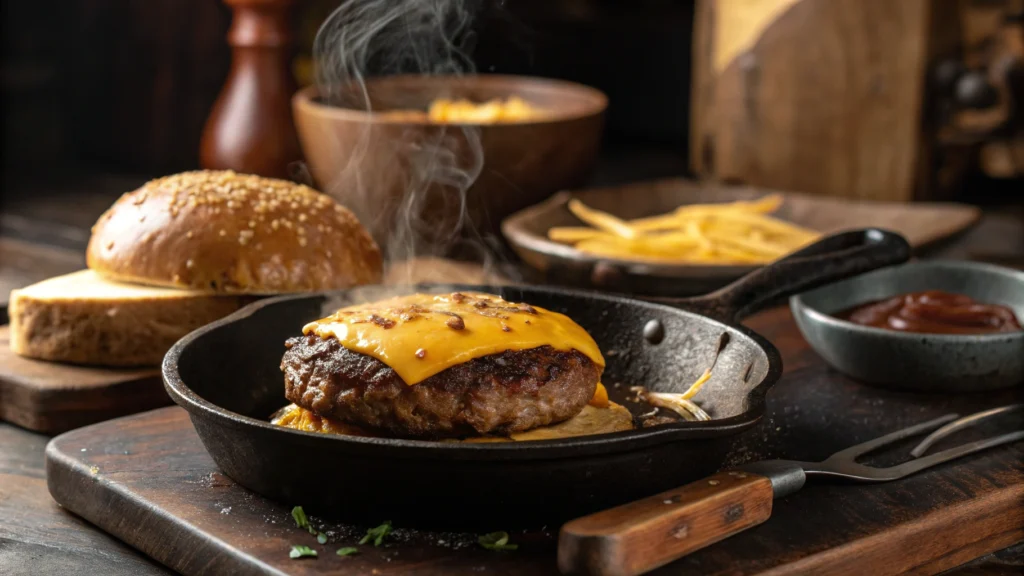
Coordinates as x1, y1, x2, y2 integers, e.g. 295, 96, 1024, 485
826, 414, 960, 462
883, 430, 1024, 479
910, 404, 1024, 458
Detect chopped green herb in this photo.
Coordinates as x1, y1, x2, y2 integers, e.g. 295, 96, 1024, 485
359, 521, 393, 546
292, 506, 309, 530
289, 545, 318, 559
336, 547, 359, 556
291, 505, 317, 535
317, 532, 327, 545
479, 531, 518, 551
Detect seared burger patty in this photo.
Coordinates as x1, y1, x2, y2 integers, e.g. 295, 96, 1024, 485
281, 334, 600, 438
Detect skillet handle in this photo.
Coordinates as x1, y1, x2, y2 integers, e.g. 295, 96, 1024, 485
675, 228, 910, 322
558, 471, 774, 576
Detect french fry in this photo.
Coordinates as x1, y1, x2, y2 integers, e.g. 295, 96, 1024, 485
684, 219, 713, 251
734, 193, 784, 213
567, 199, 638, 239
706, 211, 818, 242
574, 236, 704, 262
701, 229, 789, 257
707, 244, 766, 263
629, 194, 783, 232
574, 239, 662, 261
636, 231, 703, 247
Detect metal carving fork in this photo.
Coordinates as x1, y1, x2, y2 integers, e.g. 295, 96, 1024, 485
558, 404, 1024, 576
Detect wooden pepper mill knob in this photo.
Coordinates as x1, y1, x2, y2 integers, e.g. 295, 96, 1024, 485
200, 0, 301, 179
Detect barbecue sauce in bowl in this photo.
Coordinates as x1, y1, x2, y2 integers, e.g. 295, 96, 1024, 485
838, 290, 1022, 335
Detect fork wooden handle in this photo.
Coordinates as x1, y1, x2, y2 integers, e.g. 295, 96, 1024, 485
558, 471, 774, 576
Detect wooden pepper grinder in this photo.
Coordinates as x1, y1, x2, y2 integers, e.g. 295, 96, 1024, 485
200, 0, 302, 180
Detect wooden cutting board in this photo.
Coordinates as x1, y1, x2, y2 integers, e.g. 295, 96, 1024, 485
0, 237, 168, 433
0, 326, 168, 434
44, 308, 1024, 576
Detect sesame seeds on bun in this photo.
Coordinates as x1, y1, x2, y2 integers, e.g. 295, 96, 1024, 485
86, 170, 383, 294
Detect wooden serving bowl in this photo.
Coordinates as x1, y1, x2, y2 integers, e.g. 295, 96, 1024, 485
292, 75, 607, 248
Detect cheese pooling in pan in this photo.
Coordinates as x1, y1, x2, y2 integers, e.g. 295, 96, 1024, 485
303, 292, 606, 385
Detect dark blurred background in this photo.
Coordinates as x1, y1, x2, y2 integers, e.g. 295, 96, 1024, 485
2, 0, 232, 180
1, 0, 1021, 244
0, 0, 694, 186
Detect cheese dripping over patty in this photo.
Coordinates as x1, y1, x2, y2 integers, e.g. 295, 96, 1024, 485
303, 292, 605, 385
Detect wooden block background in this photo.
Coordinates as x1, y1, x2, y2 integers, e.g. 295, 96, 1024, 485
691, 0, 961, 202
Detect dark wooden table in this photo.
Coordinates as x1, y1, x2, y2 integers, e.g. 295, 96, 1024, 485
1, 173, 1023, 575
0, 422, 172, 575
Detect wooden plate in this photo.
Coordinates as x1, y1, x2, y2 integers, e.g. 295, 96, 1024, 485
502, 178, 980, 296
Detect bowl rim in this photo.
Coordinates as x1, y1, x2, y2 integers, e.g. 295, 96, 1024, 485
500, 185, 983, 290
162, 283, 780, 461
790, 259, 1024, 343
292, 74, 609, 126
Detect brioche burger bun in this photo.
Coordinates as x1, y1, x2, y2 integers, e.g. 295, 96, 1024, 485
86, 170, 382, 294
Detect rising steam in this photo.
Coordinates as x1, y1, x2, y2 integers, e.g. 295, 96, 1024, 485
315, 0, 479, 100
313, 0, 503, 284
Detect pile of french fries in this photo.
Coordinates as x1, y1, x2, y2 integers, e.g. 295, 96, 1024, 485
380, 97, 548, 124
548, 194, 820, 265
427, 96, 547, 123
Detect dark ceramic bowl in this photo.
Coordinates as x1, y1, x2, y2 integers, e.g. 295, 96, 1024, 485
791, 261, 1024, 391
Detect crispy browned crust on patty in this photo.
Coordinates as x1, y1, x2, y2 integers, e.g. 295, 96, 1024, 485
280, 334, 600, 439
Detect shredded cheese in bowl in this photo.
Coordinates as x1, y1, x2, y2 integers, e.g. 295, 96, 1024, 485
378, 96, 548, 124
427, 96, 547, 123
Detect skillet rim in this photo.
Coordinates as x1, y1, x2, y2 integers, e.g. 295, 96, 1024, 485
162, 283, 782, 460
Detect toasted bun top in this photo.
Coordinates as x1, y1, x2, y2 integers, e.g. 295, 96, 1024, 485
87, 170, 383, 294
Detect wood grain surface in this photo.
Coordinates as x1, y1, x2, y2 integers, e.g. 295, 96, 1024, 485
0, 422, 170, 576
0, 326, 168, 434
690, 0, 957, 202
44, 307, 1024, 576
559, 471, 774, 576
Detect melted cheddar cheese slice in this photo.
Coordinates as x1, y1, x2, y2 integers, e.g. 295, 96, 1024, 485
304, 292, 605, 385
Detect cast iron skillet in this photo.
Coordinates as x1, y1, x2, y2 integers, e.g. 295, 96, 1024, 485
164, 229, 910, 530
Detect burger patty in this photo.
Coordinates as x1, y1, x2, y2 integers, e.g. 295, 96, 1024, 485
280, 334, 600, 438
